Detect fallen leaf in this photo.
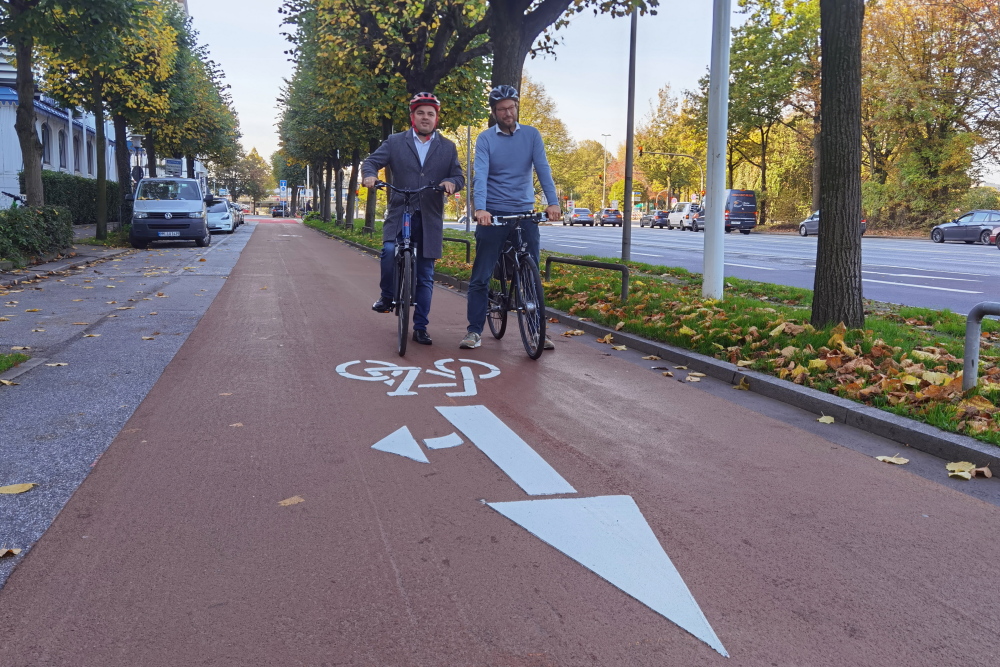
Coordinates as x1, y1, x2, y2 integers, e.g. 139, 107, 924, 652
141, 336, 155, 340
642, 355, 661, 360
946, 461, 976, 473
876, 454, 909, 465
11, 346, 29, 351
0, 548, 23, 558
674, 365, 688, 370
25, 308, 39, 312
0, 483, 37, 494
219, 392, 232, 396
117, 306, 134, 310
736, 360, 754, 367
0, 317, 8, 321
199, 258, 207, 262
230, 422, 243, 427
688, 372, 707, 377
817, 415, 835, 424
661, 371, 674, 377
0, 379, 19, 386
678, 325, 696, 336
615, 321, 625, 331
733, 377, 750, 390
83, 333, 100, 338
948, 470, 973, 480
561, 329, 585, 337
808, 359, 829, 372
45, 362, 68, 367
611, 345, 627, 351
31, 328, 45, 332
278, 495, 304, 506
597, 333, 614, 344
972, 466, 992, 479
72, 299, 83, 302
684, 375, 701, 382
770, 322, 787, 336
260, 286, 268, 290
71, 322, 89, 326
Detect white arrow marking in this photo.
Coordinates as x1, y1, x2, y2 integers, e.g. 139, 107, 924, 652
436, 405, 575, 496
488, 495, 728, 658
424, 432, 464, 449
371, 426, 428, 463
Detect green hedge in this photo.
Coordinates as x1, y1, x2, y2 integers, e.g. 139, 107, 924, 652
18, 170, 121, 224
0, 206, 73, 264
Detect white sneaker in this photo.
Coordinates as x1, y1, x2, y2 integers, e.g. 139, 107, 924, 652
543, 336, 555, 350
459, 332, 481, 349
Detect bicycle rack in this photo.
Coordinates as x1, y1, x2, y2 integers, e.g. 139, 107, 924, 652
963, 301, 1000, 391
443, 236, 471, 263
544, 256, 630, 301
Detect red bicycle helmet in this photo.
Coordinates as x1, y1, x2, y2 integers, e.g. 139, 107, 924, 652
409, 92, 441, 112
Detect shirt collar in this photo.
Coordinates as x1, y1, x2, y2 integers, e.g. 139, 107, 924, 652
494, 122, 520, 135
412, 128, 435, 144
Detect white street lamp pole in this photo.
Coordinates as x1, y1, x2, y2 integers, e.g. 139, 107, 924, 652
601, 133, 611, 210
704, 0, 732, 300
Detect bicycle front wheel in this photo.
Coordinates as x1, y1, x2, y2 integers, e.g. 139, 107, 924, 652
396, 250, 413, 357
514, 257, 546, 359
487, 274, 508, 339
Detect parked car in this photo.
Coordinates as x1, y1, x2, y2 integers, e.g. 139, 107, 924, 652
595, 208, 623, 226
724, 189, 758, 234
563, 207, 594, 226
207, 200, 236, 234
930, 210, 1000, 244
798, 211, 866, 237
271, 204, 287, 217
126, 177, 212, 249
228, 201, 244, 226
639, 209, 670, 228
666, 202, 702, 231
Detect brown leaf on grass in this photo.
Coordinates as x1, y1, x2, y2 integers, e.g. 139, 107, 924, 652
0, 483, 37, 494
615, 321, 625, 331
959, 396, 998, 415
278, 495, 304, 506
736, 360, 754, 367
876, 454, 909, 465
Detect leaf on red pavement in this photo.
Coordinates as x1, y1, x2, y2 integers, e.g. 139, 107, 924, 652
642, 355, 661, 360
0, 483, 36, 494
615, 321, 625, 331
0, 548, 23, 558
230, 422, 243, 427
875, 454, 909, 465
278, 495, 304, 506
219, 392, 233, 396
733, 377, 750, 390
817, 414, 835, 424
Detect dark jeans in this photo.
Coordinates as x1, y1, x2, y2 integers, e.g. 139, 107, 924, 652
466, 212, 540, 335
379, 211, 436, 331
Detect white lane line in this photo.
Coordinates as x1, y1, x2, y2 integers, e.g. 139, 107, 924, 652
631, 252, 660, 257
862, 278, 982, 294
436, 405, 576, 496
726, 262, 776, 270
862, 271, 980, 283
556, 244, 589, 249
863, 264, 990, 277
371, 426, 429, 463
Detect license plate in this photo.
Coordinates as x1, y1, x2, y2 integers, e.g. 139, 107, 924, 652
158, 231, 181, 237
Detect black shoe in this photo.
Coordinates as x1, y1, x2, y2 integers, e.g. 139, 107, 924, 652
372, 297, 393, 313
412, 329, 432, 345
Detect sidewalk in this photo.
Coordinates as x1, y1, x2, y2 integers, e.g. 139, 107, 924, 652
1, 221, 998, 665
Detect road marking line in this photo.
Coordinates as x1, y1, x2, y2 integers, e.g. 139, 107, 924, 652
424, 433, 463, 449
371, 426, 428, 463
488, 495, 728, 657
862, 278, 982, 293
862, 271, 980, 283
631, 252, 659, 257
725, 262, 776, 270
864, 264, 990, 277
436, 405, 576, 496
556, 244, 588, 249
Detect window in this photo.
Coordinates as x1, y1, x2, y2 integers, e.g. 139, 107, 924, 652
41, 124, 51, 164
87, 140, 94, 174
73, 136, 81, 172
970, 211, 989, 223
58, 130, 67, 169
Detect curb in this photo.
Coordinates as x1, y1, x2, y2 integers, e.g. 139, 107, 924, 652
314, 226, 999, 467
0, 247, 130, 288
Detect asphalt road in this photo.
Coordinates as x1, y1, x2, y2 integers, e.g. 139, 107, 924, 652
444, 222, 1000, 315
1, 219, 998, 665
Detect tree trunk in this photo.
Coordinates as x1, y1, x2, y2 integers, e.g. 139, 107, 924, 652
334, 155, 345, 225
811, 113, 821, 212
758, 128, 769, 226
93, 75, 108, 240
12, 33, 44, 205
365, 120, 392, 233
113, 113, 132, 229
812, 0, 865, 329
185, 155, 195, 179
346, 147, 360, 230
143, 129, 157, 177
322, 159, 333, 223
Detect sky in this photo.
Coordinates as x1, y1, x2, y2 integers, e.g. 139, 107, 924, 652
187, 1, 727, 162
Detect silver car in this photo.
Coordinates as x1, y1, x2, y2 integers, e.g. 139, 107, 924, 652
798, 211, 866, 237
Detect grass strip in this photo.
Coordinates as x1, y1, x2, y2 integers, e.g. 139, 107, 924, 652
0, 352, 30, 375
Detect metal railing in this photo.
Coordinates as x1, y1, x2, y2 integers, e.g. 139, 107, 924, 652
443, 236, 471, 263
544, 256, 630, 301
963, 301, 1000, 391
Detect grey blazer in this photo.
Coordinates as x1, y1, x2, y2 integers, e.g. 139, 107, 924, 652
361, 130, 465, 259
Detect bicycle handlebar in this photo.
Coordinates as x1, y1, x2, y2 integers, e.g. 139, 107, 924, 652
490, 211, 545, 225
371, 180, 445, 195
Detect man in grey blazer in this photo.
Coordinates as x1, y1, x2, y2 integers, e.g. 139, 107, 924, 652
361, 92, 465, 346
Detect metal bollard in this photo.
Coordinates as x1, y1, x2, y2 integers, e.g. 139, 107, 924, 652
544, 256, 630, 301
963, 301, 1000, 391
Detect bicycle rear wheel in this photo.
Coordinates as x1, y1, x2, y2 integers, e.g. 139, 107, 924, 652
487, 274, 508, 339
514, 256, 546, 359
396, 250, 413, 357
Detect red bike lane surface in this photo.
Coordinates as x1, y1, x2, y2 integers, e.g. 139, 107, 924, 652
1, 222, 998, 666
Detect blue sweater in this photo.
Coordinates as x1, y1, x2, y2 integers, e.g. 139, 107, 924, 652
473, 124, 558, 212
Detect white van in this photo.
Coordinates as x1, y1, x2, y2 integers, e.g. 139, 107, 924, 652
126, 178, 214, 249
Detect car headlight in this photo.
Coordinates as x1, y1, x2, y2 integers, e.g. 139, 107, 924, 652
133, 212, 148, 219
188, 211, 205, 218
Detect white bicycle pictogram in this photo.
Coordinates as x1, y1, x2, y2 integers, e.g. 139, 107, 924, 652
335, 358, 501, 397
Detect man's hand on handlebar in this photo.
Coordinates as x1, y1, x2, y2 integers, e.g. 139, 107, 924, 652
545, 204, 561, 221
439, 180, 456, 195
474, 209, 493, 226
362, 176, 378, 189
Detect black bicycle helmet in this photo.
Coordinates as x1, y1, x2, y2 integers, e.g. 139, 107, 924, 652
488, 85, 519, 107
409, 92, 440, 112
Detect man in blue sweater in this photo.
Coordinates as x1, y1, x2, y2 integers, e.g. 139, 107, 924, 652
459, 85, 561, 350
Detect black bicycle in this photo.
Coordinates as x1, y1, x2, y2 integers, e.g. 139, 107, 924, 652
485, 212, 547, 359
372, 180, 443, 356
